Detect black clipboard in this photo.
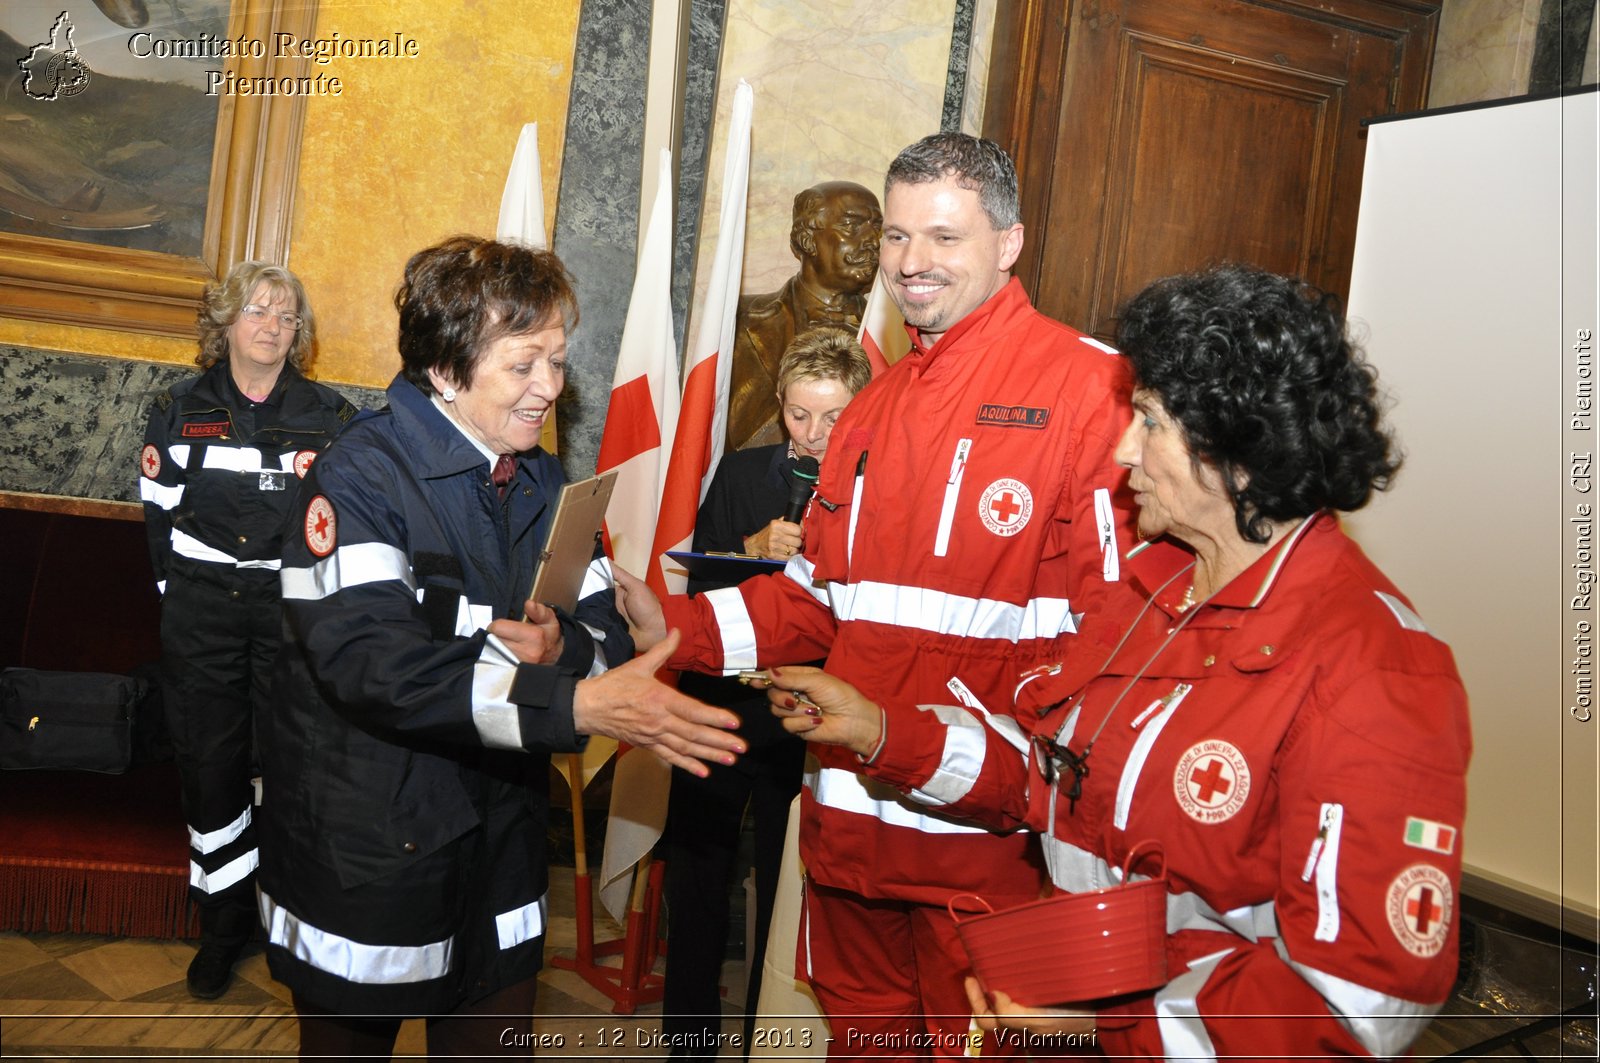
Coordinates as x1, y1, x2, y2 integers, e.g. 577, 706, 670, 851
665, 550, 786, 586
530, 470, 618, 611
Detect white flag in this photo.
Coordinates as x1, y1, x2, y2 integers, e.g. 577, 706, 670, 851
497, 122, 548, 249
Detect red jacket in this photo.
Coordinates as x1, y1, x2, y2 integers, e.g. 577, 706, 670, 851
867, 514, 1472, 1058
666, 278, 1135, 905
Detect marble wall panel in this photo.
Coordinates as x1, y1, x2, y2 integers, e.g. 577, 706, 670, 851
1430, 0, 1544, 107
0, 347, 382, 504
548, 0, 653, 479
962, 0, 999, 135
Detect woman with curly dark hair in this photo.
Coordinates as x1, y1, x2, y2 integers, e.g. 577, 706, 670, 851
764, 264, 1472, 1059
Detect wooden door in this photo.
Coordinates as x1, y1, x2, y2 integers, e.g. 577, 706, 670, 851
984, 0, 1440, 338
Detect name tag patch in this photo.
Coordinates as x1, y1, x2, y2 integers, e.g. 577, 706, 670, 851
181, 421, 229, 438
976, 403, 1050, 429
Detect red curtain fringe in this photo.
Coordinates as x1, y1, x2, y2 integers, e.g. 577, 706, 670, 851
0, 858, 199, 939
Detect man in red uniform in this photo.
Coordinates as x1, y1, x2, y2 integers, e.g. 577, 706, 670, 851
624, 133, 1134, 1059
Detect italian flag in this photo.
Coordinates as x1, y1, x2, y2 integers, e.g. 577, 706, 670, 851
1404, 816, 1457, 855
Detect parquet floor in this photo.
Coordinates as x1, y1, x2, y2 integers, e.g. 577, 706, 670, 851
1, 870, 1593, 1060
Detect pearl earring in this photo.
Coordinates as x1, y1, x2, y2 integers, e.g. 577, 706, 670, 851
442, 387, 457, 402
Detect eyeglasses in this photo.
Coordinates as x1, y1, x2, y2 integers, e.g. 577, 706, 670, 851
240, 304, 303, 330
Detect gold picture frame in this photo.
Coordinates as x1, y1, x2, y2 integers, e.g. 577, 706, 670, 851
0, 1, 319, 338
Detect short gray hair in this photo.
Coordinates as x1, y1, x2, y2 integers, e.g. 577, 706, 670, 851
885, 133, 1020, 229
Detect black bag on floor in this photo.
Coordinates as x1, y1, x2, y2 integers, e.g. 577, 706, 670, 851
0, 668, 146, 774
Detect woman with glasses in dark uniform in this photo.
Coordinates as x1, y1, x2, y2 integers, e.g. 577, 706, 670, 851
139, 261, 355, 1000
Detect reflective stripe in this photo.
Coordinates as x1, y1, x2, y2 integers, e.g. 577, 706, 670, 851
1041, 834, 1124, 893
282, 541, 415, 600
171, 528, 241, 567
1376, 591, 1432, 634
580, 623, 611, 678
801, 873, 815, 979
449, 595, 495, 638
908, 704, 988, 806
1154, 947, 1230, 1061
169, 444, 192, 467
171, 529, 281, 570
828, 580, 1076, 641
156, 579, 167, 596
1166, 891, 1279, 942
261, 888, 453, 985
706, 587, 759, 673
805, 764, 988, 835
140, 478, 184, 510
190, 848, 257, 895
1275, 940, 1440, 1057
198, 445, 294, 474
1079, 335, 1119, 355
1113, 685, 1190, 830
470, 634, 524, 750
783, 553, 828, 606
580, 556, 614, 601
189, 805, 251, 854
495, 894, 548, 950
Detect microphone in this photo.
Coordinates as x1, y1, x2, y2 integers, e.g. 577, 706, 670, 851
783, 456, 820, 523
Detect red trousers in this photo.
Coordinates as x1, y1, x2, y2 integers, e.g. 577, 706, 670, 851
799, 880, 1028, 1062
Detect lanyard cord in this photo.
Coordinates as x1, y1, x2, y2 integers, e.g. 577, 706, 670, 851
1042, 559, 1220, 813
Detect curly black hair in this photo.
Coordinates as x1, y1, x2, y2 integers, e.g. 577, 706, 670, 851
1115, 264, 1400, 544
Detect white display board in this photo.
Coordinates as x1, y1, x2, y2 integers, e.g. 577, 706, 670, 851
1344, 89, 1599, 931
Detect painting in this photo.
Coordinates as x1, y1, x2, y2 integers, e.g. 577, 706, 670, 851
0, 0, 318, 337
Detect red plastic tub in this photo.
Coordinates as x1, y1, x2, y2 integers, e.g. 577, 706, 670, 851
950, 841, 1168, 1006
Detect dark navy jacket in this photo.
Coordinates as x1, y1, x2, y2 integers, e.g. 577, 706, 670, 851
139, 360, 355, 592
259, 373, 631, 1013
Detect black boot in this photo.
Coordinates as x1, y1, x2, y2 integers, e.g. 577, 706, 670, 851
187, 901, 255, 1000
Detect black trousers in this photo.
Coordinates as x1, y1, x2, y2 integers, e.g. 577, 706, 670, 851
160, 568, 279, 920
660, 734, 804, 1060
294, 976, 539, 1060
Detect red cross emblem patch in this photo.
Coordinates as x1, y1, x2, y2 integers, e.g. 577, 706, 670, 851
139, 444, 161, 480
1387, 864, 1453, 957
293, 450, 318, 478
303, 495, 337, 558
1173, 739, 1251, 824
978, 478, 1033, 537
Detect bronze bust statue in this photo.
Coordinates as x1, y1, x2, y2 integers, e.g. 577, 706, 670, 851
726, 181, 881, 451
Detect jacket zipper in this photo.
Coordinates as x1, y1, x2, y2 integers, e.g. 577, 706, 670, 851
1112, 682, 1191, 830
933, 438, 972, 558
1095, 486, 1119, 582
846, 451, 868, 572
1301, 801, 1345, 942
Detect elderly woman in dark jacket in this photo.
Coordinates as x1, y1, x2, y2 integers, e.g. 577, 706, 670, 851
258, 236, 744, 1059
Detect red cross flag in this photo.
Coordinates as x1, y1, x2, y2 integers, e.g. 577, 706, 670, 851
598, 81, 753, 924
856, 271, 909, 376
596, 148, 680, 586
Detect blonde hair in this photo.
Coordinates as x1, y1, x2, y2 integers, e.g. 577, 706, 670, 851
776, 327, 873, 401
196, 261, 316, 371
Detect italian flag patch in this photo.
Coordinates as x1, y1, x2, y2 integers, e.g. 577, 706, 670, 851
1404, 816, 1457, 855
